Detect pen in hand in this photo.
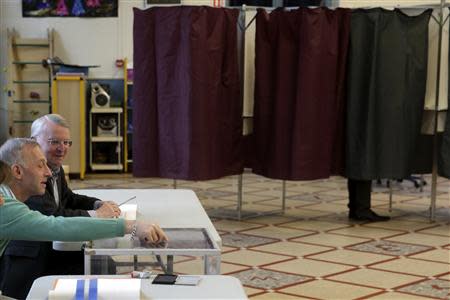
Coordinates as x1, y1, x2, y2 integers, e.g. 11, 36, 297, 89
118, 196, 137, 206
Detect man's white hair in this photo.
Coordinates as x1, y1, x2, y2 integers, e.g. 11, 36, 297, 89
30, 114, 69, 138
0, 138, 40, 167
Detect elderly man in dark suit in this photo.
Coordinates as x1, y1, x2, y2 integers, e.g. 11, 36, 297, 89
0, 114, 121, 299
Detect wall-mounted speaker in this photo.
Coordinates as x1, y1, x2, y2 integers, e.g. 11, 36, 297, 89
91, 83, 110, 108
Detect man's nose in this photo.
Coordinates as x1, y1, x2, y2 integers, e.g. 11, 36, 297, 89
44, 164, 52, 177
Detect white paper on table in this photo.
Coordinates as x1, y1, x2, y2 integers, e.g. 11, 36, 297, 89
98, 279, 141, 299
120, 204, 137, 220
48, 279, 77, 300
48, 278, 141, 300
175, 275, 202, 286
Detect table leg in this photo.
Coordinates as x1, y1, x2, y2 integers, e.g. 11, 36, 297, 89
133, 255, 138, 271
84, 254, 91, 275
204, 254, 221, 275
167, 255, 174, 274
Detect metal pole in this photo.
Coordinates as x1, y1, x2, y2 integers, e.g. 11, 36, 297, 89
430, 0, 445, 221
389, 180, 393, 212
237, 174, 243, 220
236, 5, 246, 221
282, 180, 286, 213
420, 174, 425, 192
166, 255, 173, 274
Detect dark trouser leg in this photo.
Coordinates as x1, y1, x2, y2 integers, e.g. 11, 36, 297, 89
0, 254, 45, 300
45, 248, 85, 275
348, 179, 372, 214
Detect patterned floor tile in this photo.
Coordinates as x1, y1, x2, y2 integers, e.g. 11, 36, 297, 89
284, 207, 331, 218
397, 279, 450, 299
292, 232, 370, 247
286, 193, 345, 202
368, 291, 436, 299
242, 185, 275, 194
249, 291, 311, 299
251, 241, 332, 257
244, 286, 265, 297
417, 224, 450, 237
208, 207, 283, 220
239, 203, 289, 212
212, 220, 264, 233
241, 226, 313, 240
215, 192, 277, 203
173, 258, 249, 275
439, 274, 450, 281
176, 180, 228, 190
364, 220, 436, 232
328, 268, 423, 289
315, 189, 349, 198
222, 249, 292, 267
222, 245, 239, 253
201, 198, 235, 208
308, 249, 393, 266
194, 188, 237, 198
250, 185, 329, 197
231, 268, 311, 290
385, 232, 450, 248
279, 220, 351, 232
373, 257, 450, 277
410, 249, 450, 264
296, 202, 348, 213
222, 233, 279, 248
347, 240, 434, 256
255, 198, 298, 208
244, 215, 300, 226
279, 279, 380, 299
368, 291, 434, 299
329, 226, 405, 239
371, 192, 421, 202
267, 258, 354, 277
388, 203, 432, 215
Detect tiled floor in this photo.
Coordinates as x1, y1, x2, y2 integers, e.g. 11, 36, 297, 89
71, 172, 450, 299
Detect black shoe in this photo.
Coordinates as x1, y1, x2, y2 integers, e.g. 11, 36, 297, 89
349, 210, 390, 222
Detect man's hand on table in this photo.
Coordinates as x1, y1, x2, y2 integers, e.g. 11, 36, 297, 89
136, 222, 168, 246
96, 201, 121, 218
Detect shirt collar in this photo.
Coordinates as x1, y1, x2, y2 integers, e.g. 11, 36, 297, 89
50, 167, 61, 181
51, 166, 61, 177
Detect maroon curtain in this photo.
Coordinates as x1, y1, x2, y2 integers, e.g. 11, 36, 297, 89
133, 6, 243, 180
252, 7, 351, 180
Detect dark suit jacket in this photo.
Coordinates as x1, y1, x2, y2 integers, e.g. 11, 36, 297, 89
26, 167, 98, 217
0, 167, 100, 299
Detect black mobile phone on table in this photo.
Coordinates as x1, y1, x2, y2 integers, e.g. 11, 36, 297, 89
152, 274, 178, 285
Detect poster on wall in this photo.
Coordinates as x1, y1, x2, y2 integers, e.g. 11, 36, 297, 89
22, 0, 118, 17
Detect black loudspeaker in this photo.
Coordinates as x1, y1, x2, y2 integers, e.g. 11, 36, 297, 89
91, 83, 110, 108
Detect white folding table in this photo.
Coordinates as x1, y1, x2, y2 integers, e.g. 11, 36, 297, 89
27, 275, 248, 299
53, 189, 222, 275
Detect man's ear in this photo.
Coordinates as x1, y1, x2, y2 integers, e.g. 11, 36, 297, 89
10, 164, 23, 180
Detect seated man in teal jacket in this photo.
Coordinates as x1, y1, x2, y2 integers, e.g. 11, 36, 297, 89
0, 138, 168, 299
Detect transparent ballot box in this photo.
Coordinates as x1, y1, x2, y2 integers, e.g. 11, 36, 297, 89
83, 228, 221, 275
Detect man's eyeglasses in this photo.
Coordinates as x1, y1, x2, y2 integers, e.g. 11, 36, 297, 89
47, 138, 73, 147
